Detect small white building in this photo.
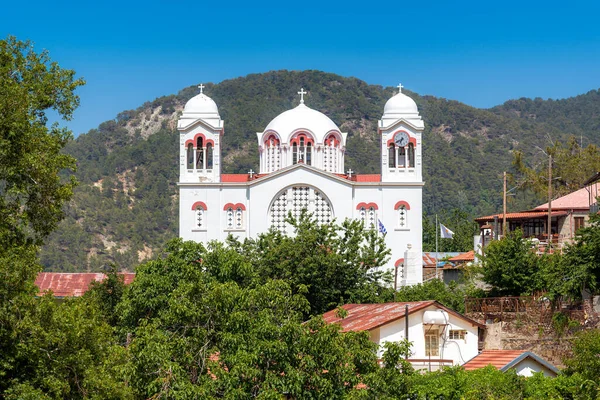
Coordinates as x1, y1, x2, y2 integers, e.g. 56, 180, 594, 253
463, 350, 559, 377
178, 84, 425, 284
322, 301, 484, 371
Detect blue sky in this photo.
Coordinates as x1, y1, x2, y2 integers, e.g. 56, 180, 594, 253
2, 0, 599, 136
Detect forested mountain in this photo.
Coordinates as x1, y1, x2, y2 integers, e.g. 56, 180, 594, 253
40, 70, 600, 271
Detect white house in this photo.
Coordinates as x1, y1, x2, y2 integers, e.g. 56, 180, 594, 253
178, 84, 424, 284
322, 301, 484, 371
463, 350, 559, 377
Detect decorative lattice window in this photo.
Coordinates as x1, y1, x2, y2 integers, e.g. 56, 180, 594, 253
225, 207, 244, 230
358, 206, 377, 230
195, 206, 205, 228
398, 206, 407, 228
269, 186, 333, 233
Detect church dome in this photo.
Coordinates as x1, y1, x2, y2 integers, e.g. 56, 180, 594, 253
383, 91, 418, 115
183, 93, 219, 116
265, 103, 340, 142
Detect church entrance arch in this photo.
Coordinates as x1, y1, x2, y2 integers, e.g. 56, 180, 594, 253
268, 185, 333, 233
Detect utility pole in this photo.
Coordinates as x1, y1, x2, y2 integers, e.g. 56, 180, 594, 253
503, 171, 507, 237
547, 154, 552, 246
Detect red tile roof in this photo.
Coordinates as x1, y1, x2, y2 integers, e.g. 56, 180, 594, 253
462, 350, 559, 374
35, 272, 135, 297
462, 350, 524, 370
322, 301, 436, 332
475, 211, 568, 222
448, 251, 475, 262
221, 172, 380, 183
354, 174, 381, 182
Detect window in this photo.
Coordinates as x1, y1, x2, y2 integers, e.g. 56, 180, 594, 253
359, 206, 377, 229
306, 142, 312, 166
195, 206, 205, 228
206, 143, 213, 169
408, 143, 415, 168
196, 137, 204, 170
449, 330, 466, 340
398, 205, 407, 228
397, 146, 406, 167
224, 204, 245, 230
388, 145, 395, 168
292, 143, 298, 164
574, 217, 585, 233
424, 327, 440, 356
264, 135, 281, 173
269, 186, 332, 233
187, 144, 194, 169
324, 134, 340, 172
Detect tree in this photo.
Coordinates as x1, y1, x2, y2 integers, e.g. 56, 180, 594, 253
513, 136, 600, 199
0, 36, 84, 247
480, 230, 545, 296
232, 211, 394, 317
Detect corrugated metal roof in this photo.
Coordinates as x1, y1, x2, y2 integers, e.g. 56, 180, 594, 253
35, 272, 135, 297
322, 301, 436, 332
535, 185, 600, 211
475, 211, 567, 222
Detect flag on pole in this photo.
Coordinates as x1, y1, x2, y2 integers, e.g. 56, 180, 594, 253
440, 223, 454, 239
378, 219, 387, 235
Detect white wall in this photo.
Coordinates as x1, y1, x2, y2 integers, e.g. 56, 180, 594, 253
179, 165, 423, 282
513, 358, 557, 377
373, 305, 479, 367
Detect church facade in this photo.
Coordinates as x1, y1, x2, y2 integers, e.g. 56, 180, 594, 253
178, 85, 424, 286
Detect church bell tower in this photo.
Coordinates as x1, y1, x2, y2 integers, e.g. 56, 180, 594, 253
178, 84, 223, 183
379, 84, 424, 183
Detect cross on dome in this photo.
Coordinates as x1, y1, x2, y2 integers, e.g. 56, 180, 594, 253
397, 83, 403, 94
198, 84, 205, 94
298, 88, 307, 104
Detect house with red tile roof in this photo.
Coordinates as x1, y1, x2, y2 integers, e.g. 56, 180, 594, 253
475, 182, 600, 251
35, 272, 135, 298
463, 350, 559, 377
323, 301, 484, 371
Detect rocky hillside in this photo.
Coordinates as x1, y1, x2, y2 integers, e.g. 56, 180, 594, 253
40, 70, 600, 271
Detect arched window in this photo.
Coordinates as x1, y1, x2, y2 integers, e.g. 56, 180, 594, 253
394, 201, 410, 229
206, 143, 213, 169
408, 143, 415, 168
264, 135, 281, 172
195, 205, 205, 228
306, 142, 312, 166
187, 144, 194, 169
388, 144, 396, 168
269, 186, 332, 233
299, 137, 305, 162
196, 137, 204, 170
292, 143, 298, 164
398, 205, 407, 228
358, 206, 377, 230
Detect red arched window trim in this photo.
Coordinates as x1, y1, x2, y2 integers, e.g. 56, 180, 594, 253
356, 202, 378, 210
290, 132, 315, 146
264, 134, 280, 146
395, 258, 405, 267
394, 201, 411, 210
191, 201, 207, 210
324, 132, 341, 147
192, 133, 214, 147
185, 139, 194, 147
223, 203, 246, 211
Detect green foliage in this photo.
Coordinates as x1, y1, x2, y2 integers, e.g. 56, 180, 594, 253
514, 136, 600, 198
235, 211, 394, 316
480, 230, 546, 296
564, 329, 600, 383
394, 279, 467, 313
0, 36, 83, 247
423, 209, 479, 252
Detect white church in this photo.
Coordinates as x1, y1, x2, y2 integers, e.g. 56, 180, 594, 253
178, 85, 424, 286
